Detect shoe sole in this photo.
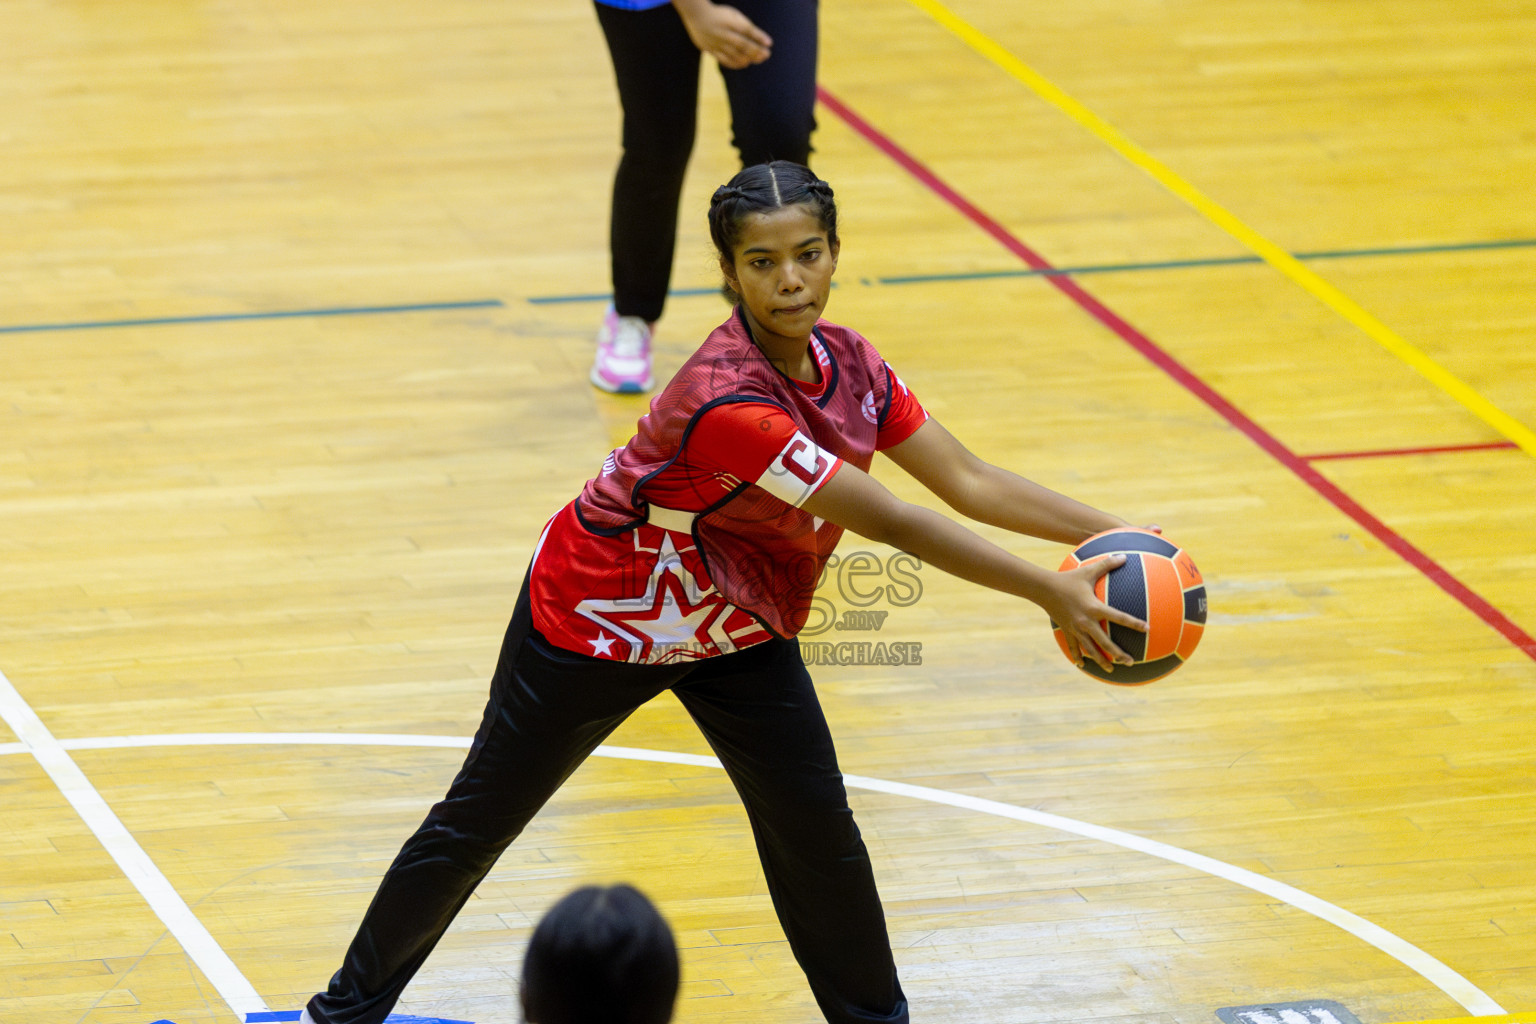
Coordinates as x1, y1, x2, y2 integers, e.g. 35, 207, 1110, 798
589, 366, 653, 394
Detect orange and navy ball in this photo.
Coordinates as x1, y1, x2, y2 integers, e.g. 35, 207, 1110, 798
1053, 527, 1206, 685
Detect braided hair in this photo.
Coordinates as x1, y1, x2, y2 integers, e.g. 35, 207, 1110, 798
708, 161, 838, 304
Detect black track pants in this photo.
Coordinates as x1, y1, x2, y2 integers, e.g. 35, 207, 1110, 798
305, 580, 907, 1024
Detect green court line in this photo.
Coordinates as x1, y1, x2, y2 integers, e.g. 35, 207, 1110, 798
523, 236, 1536, 304
0, 300, 504, 335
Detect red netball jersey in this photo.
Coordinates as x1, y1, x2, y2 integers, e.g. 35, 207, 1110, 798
530, 310, 926, 664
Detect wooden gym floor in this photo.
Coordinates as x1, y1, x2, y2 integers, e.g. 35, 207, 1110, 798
2, 1, 1533, 1022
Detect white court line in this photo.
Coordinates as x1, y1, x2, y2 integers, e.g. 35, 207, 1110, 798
838, 774, 1505, 1016
0, 724, 1507, 1018
606, 745, 1508, 1016
61, 732, 473, 752
0, 672, 269, 1019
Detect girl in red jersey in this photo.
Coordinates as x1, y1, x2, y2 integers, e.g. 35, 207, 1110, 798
299, 162, 1145, 1024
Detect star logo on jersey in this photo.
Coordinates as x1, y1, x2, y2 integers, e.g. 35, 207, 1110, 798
575, 534, 733, 664
860, 390, 878, 424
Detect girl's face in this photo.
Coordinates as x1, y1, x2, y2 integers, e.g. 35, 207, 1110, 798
722, 204, 839, 348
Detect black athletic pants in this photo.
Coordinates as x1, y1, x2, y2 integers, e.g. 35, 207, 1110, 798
306, 580, 907, 1024
595, 0, 819, 323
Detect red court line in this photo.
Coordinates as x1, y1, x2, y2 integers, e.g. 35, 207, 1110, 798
816, 85, 1536, 661
1304, 441, 1519, 462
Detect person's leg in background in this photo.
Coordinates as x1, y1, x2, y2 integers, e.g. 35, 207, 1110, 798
591, 3, 702, 393
720, 0, 818, 167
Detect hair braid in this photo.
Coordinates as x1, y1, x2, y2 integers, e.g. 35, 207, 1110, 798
708, 161, 839, 304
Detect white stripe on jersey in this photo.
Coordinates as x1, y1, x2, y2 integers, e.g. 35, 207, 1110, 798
756, 430, 840, 507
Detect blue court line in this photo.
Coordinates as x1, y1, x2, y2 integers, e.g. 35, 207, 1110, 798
528, 285, 723, 305
8, 237, 1530, 331
0, 299, 504, 335
525, 236, 1536, 304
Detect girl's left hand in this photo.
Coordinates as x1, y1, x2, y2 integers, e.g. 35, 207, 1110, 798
1042, 554, 1147, 673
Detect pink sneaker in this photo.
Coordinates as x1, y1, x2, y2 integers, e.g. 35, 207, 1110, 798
590, 307, 654, 393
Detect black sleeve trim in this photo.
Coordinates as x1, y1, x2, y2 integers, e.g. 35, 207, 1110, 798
877, 363, 897, 427
573, 496, 644, 537
811, 325, 841, 409
630, 394, 794, 504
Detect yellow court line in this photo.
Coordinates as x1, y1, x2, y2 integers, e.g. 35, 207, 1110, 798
904, 0, 1536, 460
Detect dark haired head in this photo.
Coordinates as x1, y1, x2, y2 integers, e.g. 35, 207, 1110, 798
520, 884, 679, 1024
709, 161, 838, 303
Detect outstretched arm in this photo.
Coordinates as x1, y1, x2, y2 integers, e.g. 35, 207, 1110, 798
883, 419, 1129, 544
799, 459, 1143, 672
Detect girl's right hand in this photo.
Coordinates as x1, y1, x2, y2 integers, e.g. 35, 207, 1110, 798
674, 1, 773, 69
1043, 555, 1147, 673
